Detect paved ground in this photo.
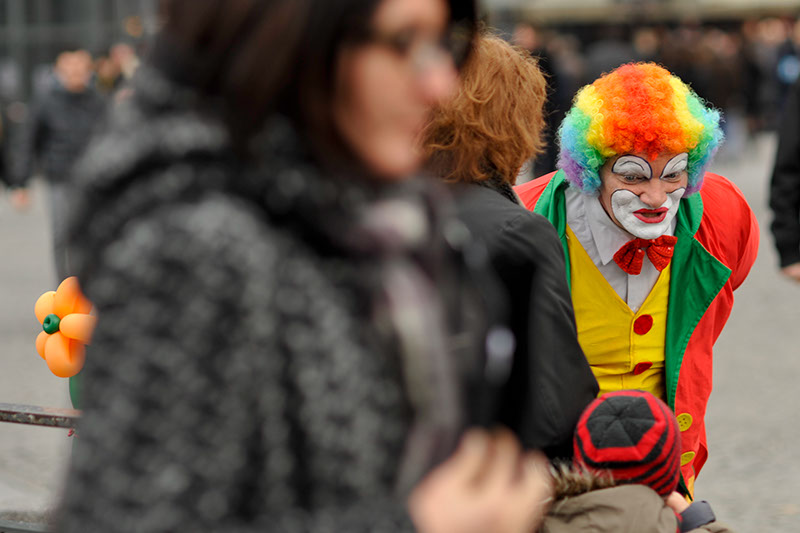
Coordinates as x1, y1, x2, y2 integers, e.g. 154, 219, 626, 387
0, 133, 797, 530
0, 180, 71, 523
694, 133, 800, 532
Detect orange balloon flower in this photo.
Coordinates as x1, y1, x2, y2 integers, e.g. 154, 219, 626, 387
34, 277, 96, 378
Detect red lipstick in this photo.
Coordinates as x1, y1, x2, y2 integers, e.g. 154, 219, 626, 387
633, 207, 668, 224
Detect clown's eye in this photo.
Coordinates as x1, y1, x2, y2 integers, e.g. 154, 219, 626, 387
620, 174, 647, 184
662, 172, 683, 182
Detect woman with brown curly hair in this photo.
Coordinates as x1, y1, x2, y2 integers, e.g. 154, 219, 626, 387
421, 33, 597, 460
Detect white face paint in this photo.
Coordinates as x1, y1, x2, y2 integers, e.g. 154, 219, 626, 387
612, 155, 653, 180
659, 153, 689, 180
610, 187, 685, 239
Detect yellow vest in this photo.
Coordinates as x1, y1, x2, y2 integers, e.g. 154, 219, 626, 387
566, 225, 670, 400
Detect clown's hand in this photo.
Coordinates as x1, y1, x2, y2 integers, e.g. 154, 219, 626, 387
666, 491, 690, 513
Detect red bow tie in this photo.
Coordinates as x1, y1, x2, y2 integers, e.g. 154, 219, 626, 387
613, 235, 678, 275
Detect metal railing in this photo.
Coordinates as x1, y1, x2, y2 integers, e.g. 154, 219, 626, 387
0, 519, 51, 533
0, 404, 79, 430
0, 403, 80, 533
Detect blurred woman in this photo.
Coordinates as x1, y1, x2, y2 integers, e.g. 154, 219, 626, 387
56, 1, 553, 532
421, 33, 597, 460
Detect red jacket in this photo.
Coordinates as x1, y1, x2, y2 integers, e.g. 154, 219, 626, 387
516, 171, 759, 494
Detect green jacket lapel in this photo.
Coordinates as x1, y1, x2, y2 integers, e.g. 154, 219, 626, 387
533, 171, 572, 287
664, 192, 731, 408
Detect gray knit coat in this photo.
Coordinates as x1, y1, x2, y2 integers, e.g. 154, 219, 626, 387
56, 66, 498, 533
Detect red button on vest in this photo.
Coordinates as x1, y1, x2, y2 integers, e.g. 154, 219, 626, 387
633, 361, 653, 375
634, 314, 653, 335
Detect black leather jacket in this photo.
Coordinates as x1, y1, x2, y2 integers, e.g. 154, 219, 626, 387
451, 178, 599, 459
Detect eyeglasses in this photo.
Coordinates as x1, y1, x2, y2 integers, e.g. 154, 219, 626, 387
360, 20, 473, 73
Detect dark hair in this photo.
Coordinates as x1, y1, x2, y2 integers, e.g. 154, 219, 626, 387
152, 0, 309, 138
286, 0, 476, 169
152, 0, 476, 159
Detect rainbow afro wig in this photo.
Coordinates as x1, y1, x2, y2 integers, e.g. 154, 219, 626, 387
557, 63, 723, 196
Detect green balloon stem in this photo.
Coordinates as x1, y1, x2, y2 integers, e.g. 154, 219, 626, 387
69, 373, 82, 409
43, 314, 61, 334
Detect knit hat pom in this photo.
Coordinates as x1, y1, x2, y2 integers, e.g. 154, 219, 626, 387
573, 390, 681, 498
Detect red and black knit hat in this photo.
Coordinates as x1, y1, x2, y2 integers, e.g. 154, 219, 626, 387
573, 390, 681, 497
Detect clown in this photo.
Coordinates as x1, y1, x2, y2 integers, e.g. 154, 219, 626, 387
516, 63, 759, 496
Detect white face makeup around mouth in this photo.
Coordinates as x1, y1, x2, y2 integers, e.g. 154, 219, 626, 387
610, 187, 685, 239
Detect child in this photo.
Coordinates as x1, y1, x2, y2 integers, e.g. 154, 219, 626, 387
539, 390, 734, 533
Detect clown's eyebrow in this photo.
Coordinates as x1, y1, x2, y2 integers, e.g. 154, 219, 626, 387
612, 155, 652, 178
660, 153, 689, 178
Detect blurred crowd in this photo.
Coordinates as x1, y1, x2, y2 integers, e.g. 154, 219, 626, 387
5, 14, 800, 190
0, 42, 140, 194
0, 42, 140, 283
511, 15, 800, 176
